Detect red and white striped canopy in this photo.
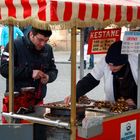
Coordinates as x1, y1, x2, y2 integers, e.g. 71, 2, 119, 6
0, 0, 140, 29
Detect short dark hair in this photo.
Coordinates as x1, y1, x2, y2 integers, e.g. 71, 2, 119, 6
31, 27, 52, 37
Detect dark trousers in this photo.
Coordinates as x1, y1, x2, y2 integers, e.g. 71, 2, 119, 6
89, 54, 94, 68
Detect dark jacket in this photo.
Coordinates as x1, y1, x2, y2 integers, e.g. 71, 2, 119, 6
0, 35, 58, 100
76, 73, 100, 101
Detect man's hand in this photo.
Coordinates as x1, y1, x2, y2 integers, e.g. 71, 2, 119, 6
40, 74, 49, 84
64, 95, 71, 105
32, 70, 49, 84
126, 98, 136, 106
32, 70, 45, 79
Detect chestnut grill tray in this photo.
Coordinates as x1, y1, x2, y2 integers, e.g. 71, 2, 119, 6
41, 98, 137, 117
41, 103, 95, 117
85, 104, 137, 115
85, 107, 117, 115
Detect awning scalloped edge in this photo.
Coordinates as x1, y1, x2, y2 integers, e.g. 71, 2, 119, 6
0, 17, 140, 30
50, 19, 140, 29
0, 17, 51, 30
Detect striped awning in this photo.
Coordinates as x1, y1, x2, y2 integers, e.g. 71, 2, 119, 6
0, 0, 140, 29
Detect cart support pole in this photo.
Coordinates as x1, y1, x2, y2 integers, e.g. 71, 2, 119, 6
2, 112, 70, 129
137, 54, 140, 108
79, 28, 84, 79
70, 26, 77, 140
8, 25, 14, 123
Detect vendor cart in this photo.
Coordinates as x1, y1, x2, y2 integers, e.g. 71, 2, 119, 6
1, 0, 140, 140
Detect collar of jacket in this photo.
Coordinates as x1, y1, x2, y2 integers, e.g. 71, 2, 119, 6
112, 62, 129, 78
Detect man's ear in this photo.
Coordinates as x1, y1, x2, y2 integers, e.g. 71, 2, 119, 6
29, 32, 33, 38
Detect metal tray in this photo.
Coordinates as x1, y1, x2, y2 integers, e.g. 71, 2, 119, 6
41, 102, 94, 117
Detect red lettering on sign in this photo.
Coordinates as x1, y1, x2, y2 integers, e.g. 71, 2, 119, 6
127, 37, 137, 41
88, 28, 121, 54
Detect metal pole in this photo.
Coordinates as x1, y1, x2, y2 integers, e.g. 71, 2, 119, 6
70, 26, 77, 140
8, 25, 14, 123
2, 112, 70, 129
79, 28, 84, 79
137, 54, 140, 108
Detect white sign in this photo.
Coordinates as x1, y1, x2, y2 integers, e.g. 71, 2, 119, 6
121, 31, 140, 54
121, 120, 136, 140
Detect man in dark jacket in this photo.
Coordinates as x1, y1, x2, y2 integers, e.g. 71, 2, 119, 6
0, 27, 58, 122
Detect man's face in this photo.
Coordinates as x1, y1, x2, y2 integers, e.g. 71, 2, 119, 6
108, 64, 124, 73
30, 33, 49, 50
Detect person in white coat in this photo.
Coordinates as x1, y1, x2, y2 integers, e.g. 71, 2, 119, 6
64, 41, 138, 107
